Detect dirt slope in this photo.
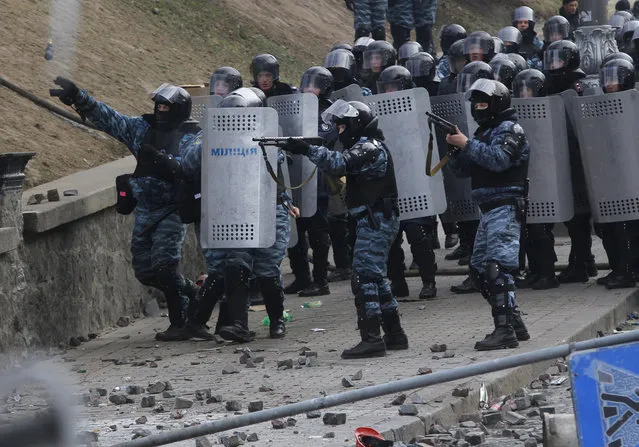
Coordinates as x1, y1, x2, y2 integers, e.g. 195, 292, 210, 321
1, 0, 557, 187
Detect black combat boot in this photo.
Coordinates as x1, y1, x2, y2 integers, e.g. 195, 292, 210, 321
259, 276, 287, 338
450, 276, 478, 294
155, 266, 191, 342
445, 244, 469, 261
186, 275, 224, 340
475, 262, 519, 351
412, 239, 437, 300
341, 313, 386, 359
388, 237, 409, 297
217, 266, 253, 343
371, 26, 386, 41
380, 309, 408, 350
512, 306, 530, 341
284, 237, 312, 294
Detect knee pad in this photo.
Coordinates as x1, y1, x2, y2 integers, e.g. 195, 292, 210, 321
351, 272, 361, 295
224, 264, 251, 289
154, 264, 179, 288
486, 261, 515, 296
371, 26, 386, 41
469, 266, 490, 300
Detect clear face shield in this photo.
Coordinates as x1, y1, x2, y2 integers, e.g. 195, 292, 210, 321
300, 74, 331, 96
363, 49, 393, 73
600, 66, 623, 93
321, 99, 359, 125
543, 49, 567, 71
211, 76, 231, 97
150, 83, 188, 104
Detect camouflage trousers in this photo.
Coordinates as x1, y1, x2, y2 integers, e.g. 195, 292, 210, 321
471, 204, 520, 307
387, 0, 437, 28
131, 207, 192, 323
352, 210, 400, 317
202, 204, 291, 279
354, 0, 387, 32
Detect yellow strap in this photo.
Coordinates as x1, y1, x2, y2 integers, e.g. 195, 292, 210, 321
259, 144, 317, 190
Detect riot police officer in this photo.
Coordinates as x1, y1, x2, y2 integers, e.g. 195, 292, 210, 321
50, 78, 200, 341
324, 48, 359, 91
436, 24, 467, 81
595, 59, 638, 289
377, 65, 438, 300
446, 79, 530, 350
406, 52, 438, 96
283, 100, 408, 359
512, 69, 559, 290
497, 26, 523, 55
210, 67, 243, 97
353, 36, 375, 82
251, 54, 294, 97
513, 6, 543, 69
361, 40, 397, 93
449, 62, 493, 295
182, 90, 293, 341
285, 67, 337, 297
398, 41, 424, 66
438, 39, 466, 95
464, 31, 496, 63
490, 58, 519, 91
544, 40, 598, 283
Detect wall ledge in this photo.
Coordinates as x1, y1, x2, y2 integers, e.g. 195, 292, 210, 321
22, 156, 135, 233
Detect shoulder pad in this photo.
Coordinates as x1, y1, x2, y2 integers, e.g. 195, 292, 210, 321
179, 121, 202, 134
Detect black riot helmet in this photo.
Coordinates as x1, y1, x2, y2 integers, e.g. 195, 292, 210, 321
150, 83, 192, 130
600, 59, 636, 93
448, 39, 467, 75
543, 16, 570, 44
226, 87, 265, 107
457, 61, 493, 93
466, 79, 512, 125
493, 37, 505, 54
377, 65, 414, 93
512, 69, 547, 98
543, 40, 580, 75
300, 66, 335, 99
321, 100, 380, 148
620, 20, 639, 52
497, 26, 522, 53
250, 54, 280, 84
209, 67, 243, 97
490, 58, 518, 90
324, 49, 357, 85
398, 41, 423, 66
601, 51, 635, 68
218, 95, 249, 108
513, 6, 536, 30
439, 24, 467, 54
507, 53, 528, 72
464, 31, 495, 62
331, 42, 353, 52
363, 40, 397, 74
353, 36, 375, 72
406, 52, 436, 88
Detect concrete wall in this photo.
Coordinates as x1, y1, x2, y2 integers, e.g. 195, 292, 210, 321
0, 156, 205, 354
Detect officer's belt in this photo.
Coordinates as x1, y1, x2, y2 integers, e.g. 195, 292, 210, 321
479, 197, 520, 214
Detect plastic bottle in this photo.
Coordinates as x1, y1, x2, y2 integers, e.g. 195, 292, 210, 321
302, 300, 322, 308
262, 311, 292, 326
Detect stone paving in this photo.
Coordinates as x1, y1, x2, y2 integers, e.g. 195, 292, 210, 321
1, 235, 637, 447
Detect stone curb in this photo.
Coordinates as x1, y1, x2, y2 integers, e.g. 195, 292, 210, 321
405, 263, 612, 277
325, 289, 639, 446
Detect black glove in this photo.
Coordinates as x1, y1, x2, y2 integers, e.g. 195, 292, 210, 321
283, 139, 310, 155
140, 144, 183, 182
345, 0, 355, 12
50, 76, 80, 106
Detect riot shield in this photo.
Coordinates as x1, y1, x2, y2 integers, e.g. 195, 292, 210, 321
366, 88, 447, 220
200, 107, 279, 248
267, 93, 319, 218
558, 90, 591, 215
279, 158, 298, 248
330, 84, 365, 103
512, 96, 575, 223
572, 89, 639, 223
429, 93, 480, 222
191, 95, 221, 122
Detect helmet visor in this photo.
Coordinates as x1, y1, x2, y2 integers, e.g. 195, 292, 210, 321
210, 75, 231, 96
321, 99, 359, 125
544, 22, 569, 42
464, 36, 492, 56
514, 78, 541, 98
405, 58, 432, 78
300, 73, 332, 95
464, 78, 498, 100
449, 54, 466, 74
377, 79, 406, 94
497, 27, 522, 44
324, 51, 355, 71
543, 49, 567, 71
398, 43, 422, 63
363, 49, 395, 72
600, 66, 624, 92
150, 83, 188, 104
